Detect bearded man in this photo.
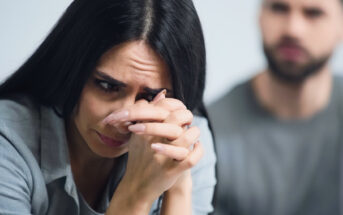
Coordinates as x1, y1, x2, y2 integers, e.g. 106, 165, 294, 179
209, 0, 343, 214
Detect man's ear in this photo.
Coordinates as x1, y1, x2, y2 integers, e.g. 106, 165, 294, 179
258, 9, 264, 34
340, 24, 343, 41
339, 5, 343, 41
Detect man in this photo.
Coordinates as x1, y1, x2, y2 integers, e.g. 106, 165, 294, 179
209, 0, 343, 214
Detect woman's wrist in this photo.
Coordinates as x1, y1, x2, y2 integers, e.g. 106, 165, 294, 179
161, 178, 193, 215
106, 180, 154, 215
167, 171, 192, 194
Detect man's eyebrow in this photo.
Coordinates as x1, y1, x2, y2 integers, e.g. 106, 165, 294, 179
94, 70, 127, 87
268, 1, 289, 9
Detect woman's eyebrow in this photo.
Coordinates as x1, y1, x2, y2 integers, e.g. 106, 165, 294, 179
143, 87, 173, 95
94, 70, 127, 87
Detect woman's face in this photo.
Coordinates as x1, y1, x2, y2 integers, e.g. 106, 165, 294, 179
71, 41, 172, 158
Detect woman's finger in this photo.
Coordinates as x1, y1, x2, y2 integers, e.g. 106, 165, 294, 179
151, 89, 167, 104
178, 141, 204, 171
151, 143, 190, 161
114, 121, 132, 134
170, 126, 200, 148
102, 105, 170, 125
153, 98, 186, 112
128, 123, 183, 140
164, 109, 193, 126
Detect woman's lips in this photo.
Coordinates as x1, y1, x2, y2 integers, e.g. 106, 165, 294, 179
96, 131, 127, 148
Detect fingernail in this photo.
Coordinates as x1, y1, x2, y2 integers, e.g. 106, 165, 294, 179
128, 124, 146, 133
123, 121, 133, 126
102, 110, 129, 124
153, 89, 167, 102
151, 144, 165, 152
117, 126, 130, 134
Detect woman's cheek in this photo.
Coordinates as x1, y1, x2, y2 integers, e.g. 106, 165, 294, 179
84, 96, 109, 123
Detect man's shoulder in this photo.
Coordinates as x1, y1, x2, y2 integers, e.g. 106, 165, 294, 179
207, 79, 254, 138
208, 80, 252, 122
210, 80, 251, 110
334, 75, 343, 87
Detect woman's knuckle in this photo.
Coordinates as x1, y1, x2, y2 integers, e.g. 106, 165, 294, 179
174, 126, 183, 137
159, 108, 170, 118
183, 134, 194, 144
174, 100, 187, 109
185, 109, 193, 119
191, 126, 201, 136
164, 98, 186, 109
186, 158, 196, 168
136, 99, 148, 106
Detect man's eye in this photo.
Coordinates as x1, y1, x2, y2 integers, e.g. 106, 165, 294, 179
304, 9, 324, 19
95, 79, 120, 92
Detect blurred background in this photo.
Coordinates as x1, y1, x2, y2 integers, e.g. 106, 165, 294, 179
1, 0, 343, 104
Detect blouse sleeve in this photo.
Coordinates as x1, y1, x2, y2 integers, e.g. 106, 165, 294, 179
191, 116, 217, 215
0, 134, 33, 215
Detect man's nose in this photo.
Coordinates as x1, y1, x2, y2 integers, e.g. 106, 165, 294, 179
283, 13, 306, 39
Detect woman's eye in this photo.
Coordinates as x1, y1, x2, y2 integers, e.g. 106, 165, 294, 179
136, 93, 157, 102
99, 81, 112, 90
145, 94, 155, 102
95, 79, 120, 92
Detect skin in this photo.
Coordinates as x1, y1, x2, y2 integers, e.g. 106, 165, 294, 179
67, 40, 203, 214
253, 0, 343, 119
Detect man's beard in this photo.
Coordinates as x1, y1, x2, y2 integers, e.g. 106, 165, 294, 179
263, 43, 331, 84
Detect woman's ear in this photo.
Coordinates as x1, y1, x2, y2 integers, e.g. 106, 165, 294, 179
70, 101, 80, 119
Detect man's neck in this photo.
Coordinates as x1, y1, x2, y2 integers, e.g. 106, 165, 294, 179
252, 66, 333, 120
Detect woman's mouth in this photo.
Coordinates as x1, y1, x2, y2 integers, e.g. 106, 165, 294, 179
96, 131, 127, 148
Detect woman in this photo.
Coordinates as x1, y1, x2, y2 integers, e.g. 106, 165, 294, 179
0, 0, 216, 214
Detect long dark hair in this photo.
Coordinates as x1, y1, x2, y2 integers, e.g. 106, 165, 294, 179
0, 0, 208, 120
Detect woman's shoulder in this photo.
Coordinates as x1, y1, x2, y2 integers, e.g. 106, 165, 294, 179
190, 115, 217, 214
192, 115, 213, 147
0, 94, 40, 122
191, 115, 216, 167
0, 94, 42, 166
0, 95, 49, 214
192, 115, 209, 130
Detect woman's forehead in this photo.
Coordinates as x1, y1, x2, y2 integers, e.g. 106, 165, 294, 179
98, 41, 166, 70
95, 41, 171, 89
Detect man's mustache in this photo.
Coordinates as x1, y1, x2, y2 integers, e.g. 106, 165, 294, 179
275, 36, 309, 56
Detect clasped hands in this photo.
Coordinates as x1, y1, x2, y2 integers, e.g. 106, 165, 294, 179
103, 90, 204, 202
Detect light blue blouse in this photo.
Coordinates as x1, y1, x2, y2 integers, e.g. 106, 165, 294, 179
0, 95, 216, 215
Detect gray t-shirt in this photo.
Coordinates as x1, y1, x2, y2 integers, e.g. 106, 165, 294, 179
209, 76, 343, 215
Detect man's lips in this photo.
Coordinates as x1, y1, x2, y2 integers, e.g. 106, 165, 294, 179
96, 131, 127, 147
277, 44, 305, 61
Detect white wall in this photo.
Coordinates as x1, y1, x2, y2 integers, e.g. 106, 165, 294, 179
1, 0, 343, 104
0, 0, 72, 83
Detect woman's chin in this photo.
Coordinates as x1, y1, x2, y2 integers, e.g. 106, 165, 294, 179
90, 142, 129, 158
